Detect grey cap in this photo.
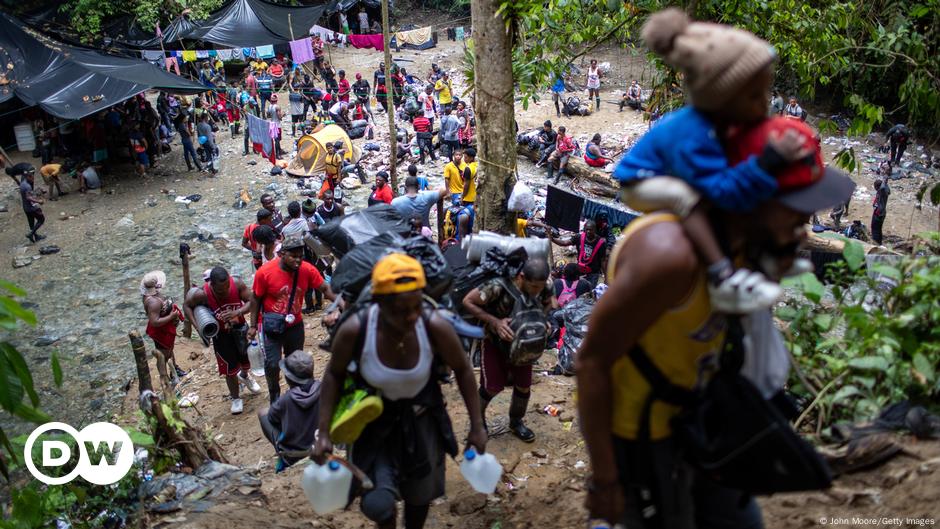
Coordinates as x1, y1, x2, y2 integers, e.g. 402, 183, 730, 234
279, 351, 314, 385
280, 236, 305, 252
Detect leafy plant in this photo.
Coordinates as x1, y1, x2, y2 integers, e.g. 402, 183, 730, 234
778, 238, 940, 431
0, 281, 62, 480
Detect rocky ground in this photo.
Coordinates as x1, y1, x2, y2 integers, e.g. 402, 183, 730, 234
2, 34, 938, 528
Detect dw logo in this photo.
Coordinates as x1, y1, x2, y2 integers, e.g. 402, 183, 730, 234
23, 422, 135, 485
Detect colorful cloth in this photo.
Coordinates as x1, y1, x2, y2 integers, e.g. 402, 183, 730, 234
256, 45, 276, 59
196, 50, 209, 59
348, 34, 384, 51
289, 37, 315, 64
247, 114, 276, 163
242, 47, 254, 59
182, 50, 197, 62
455, 27, 465, 41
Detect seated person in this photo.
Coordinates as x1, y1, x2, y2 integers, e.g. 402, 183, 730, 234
78, 163, 102, 193
257, 351, 320, 472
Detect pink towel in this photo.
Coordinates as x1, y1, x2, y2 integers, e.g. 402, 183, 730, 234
290, 37, 315, 64
348, 34, 384, 51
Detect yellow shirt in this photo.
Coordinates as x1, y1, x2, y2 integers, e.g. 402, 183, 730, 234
40, 164, 62, 178
434, 79, 453, 105
324, 152, 342, 177
444, 160, 467, 195
515, 218, 528, 238
607, 213, 726, 440
251, 60, 269, 72
462, 161, 478, 203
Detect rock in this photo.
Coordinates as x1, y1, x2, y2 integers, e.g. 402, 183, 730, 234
34, 335, 60, 346
531, 449, 547, 459
115, 214, 135, 228
0, 204, 7, 213
341, 177, 362, 190
13, 256, 33, 268
449, 493, 486, 515
145, 196, 158, 207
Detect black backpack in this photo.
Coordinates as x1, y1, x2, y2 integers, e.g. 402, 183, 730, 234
629, 317, 832, 496
500, 278, 550, 366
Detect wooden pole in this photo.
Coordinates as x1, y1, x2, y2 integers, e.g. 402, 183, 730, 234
129, 330, 154, 394
381, 0, 398, 190
180, 243, 193, 338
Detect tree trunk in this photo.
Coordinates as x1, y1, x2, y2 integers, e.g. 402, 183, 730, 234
517, 143, 620, 198
471, 0, 516, 234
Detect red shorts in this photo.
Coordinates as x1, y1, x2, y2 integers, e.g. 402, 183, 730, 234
584, 155, 606, 167
481, 339, 533, 394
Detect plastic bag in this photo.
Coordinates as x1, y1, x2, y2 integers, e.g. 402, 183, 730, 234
403, 236, 453, 300
316, 204, 410, 258
507, 181, 536, 213
331, 232, 405, 299
555, 296, 595, 374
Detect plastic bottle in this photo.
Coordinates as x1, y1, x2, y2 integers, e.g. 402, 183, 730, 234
301, 459, 353, 514
246, 341, 265, 377
459, 449, 503, 494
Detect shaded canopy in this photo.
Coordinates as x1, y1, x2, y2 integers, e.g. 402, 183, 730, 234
141, 0, 332, 49
0, 13, 206, 120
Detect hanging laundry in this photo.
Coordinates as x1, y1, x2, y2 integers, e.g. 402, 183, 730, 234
348, 34, 384, 51
141, 50, 164, 61
247, 114, 276, 164
289, 37, 315, 64
208, 50, 218, 57
182, 50, 197, 62
394, 26, 432, 46
195, 50, 209, 59
242, 47, 254, 60
545, 185, 585, 231
455, 27, 465, 41
256, 45, 275, 59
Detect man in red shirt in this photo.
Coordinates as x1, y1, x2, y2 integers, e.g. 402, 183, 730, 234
548, 125, 575, 183
241, 209, 275, 270
337, 70, 351, 103
183, 266, 261, 414
412, 114, 436, 164
248, 237, 336, 403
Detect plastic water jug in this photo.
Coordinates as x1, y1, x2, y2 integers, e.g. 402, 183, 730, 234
246, 341, 265, 377
301, 460, 352, 514
459, 449, 502, 494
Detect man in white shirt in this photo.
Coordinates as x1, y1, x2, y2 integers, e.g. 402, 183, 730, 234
417, 85, 439, 129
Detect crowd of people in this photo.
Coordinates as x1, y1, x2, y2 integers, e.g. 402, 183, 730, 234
3, 6, 925, 529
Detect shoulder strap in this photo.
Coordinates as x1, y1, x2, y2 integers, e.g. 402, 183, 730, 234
627, 345, 696, 407
283, 267, 300, 315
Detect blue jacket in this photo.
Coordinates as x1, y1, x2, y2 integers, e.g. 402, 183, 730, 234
613, 106, 778, 212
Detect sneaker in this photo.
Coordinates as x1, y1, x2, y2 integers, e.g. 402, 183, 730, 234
231, 398, 244, 414
509, 419, 536, 443
708, 269, 783, 314
175, 365, 188, 378
239, 371, 261, 394
330, 381, 384, 444
34, 234, 46, 241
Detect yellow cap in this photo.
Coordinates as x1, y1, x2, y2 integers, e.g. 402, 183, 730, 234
372, 253, 426, 295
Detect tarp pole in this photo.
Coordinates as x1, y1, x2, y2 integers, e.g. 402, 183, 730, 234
381, 0, 397, 192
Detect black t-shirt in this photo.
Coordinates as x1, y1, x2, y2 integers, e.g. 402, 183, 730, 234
317, 203, 343, 222
579, 235, 608, 275
352, 80, 370, 98
539, 129, 557, 145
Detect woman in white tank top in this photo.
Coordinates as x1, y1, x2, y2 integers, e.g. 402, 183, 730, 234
586, 59, 602, 112
314, 254, 487, 529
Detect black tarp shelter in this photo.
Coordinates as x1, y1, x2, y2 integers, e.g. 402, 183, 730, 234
138, 0, 331, 49
0, 13, 206, 120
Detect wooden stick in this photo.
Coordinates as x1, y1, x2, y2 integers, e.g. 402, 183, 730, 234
381, 0, 398, 191
129, 330, 153, 394
181, 243, 193, 338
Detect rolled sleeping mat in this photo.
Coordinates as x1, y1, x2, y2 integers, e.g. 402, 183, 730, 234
461, 230, 551, 263
193, 305, 220, 340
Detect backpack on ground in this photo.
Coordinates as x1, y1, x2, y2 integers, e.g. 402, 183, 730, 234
500, 278, 549, 366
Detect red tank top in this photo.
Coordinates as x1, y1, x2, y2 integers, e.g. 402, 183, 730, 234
204, 278, 246, 330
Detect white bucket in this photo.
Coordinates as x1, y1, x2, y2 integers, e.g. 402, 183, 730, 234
14, 123, 36, 152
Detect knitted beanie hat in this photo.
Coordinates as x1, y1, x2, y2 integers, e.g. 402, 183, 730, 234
642, 8, 776, 111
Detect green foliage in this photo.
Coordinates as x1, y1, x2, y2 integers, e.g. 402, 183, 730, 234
778, 240, 940, 427
0, 473, 141, 529
62, 0, 224, 39
0, 283, 61, 481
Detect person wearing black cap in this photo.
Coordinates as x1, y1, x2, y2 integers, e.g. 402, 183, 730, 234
258, 350, 320, 470
248, 236, 337, 403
